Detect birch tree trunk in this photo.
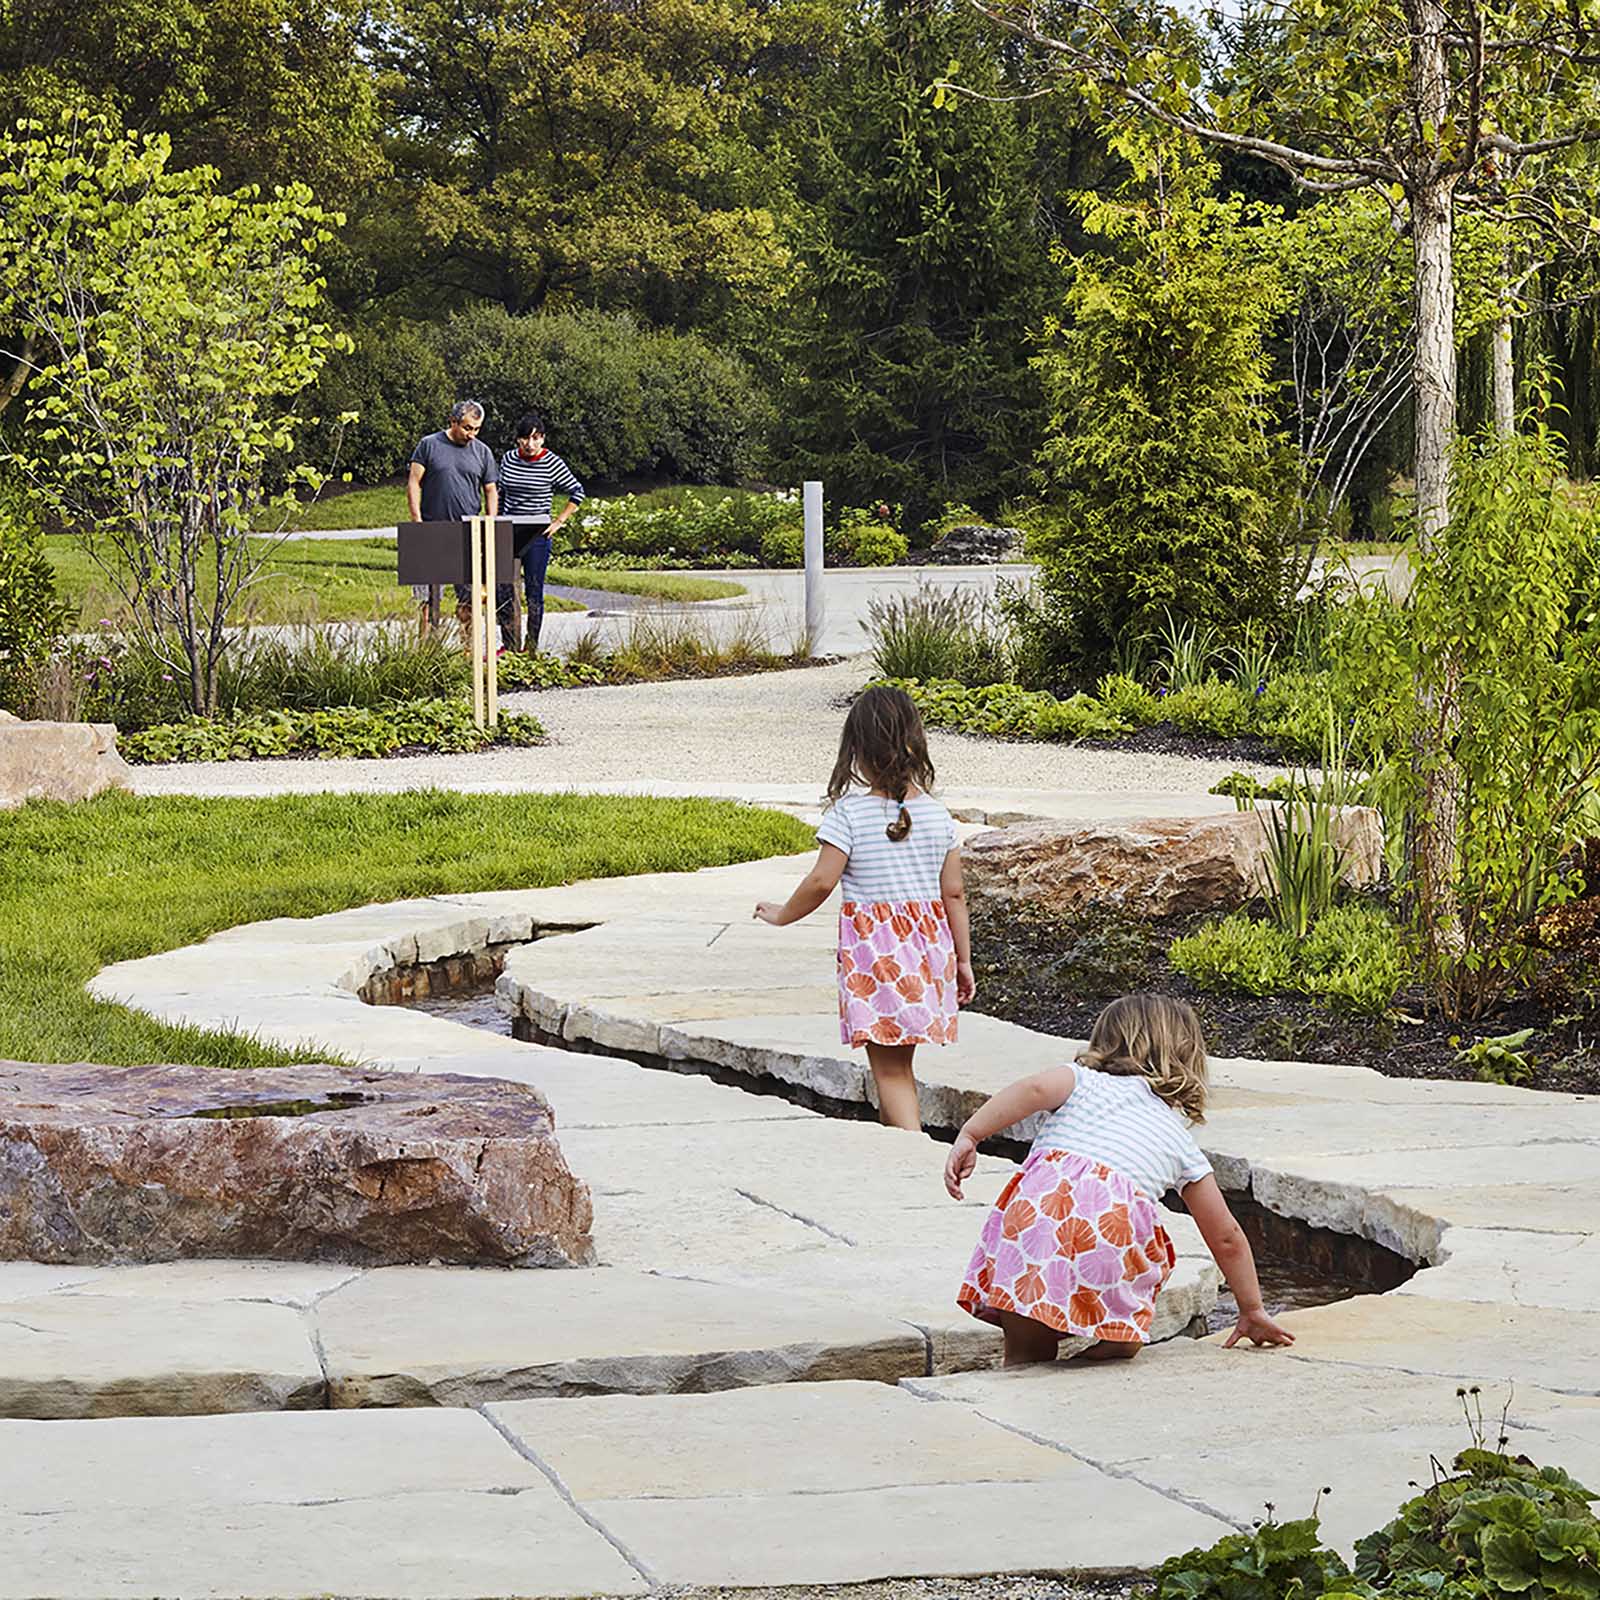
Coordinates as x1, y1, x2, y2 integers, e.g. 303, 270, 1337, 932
1409, 0, 1467, 974
1491, 283, 1516, 437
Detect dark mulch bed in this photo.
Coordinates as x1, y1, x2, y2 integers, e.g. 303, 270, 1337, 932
969, 900, 1600, 1096
1078, 723, 1295, 767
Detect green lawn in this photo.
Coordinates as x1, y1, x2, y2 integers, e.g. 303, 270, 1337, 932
44, 535, 741, 625
1, 790, 812, 1069
262, 482, 409, 532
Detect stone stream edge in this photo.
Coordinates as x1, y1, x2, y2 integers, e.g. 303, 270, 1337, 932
3, 846, 1598, 1595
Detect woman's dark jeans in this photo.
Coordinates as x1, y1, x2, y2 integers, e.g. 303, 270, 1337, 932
495, 521, 552, 649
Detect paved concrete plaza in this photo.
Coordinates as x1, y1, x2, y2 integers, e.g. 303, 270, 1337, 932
6, 842, 1597, 1596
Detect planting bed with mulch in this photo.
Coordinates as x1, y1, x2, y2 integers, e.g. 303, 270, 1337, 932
1078, 723, 1295, 767
969, 900, 1600, 1096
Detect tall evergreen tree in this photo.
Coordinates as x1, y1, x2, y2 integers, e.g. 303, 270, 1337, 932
777, 0, 1056, 526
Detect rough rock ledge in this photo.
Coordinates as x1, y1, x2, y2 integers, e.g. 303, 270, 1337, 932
0, 1062, 593, 1268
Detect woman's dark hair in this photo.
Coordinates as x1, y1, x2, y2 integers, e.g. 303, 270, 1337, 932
825, 685, 935, 840
515, 412, 547, 439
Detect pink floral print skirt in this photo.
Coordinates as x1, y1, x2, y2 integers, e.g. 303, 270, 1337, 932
957, 1150, 1176, 1344
836, 898, 958, 1048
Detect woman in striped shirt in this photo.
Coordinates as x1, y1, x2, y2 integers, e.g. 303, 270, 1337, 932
496, 411, 586, 653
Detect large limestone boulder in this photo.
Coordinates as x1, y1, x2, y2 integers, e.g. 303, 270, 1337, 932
0, 1062, 594, 1268
962, 807, 1383, 919
0, 719, 131, 808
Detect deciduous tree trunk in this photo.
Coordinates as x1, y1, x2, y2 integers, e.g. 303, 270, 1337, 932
1409, 2, 1467, 976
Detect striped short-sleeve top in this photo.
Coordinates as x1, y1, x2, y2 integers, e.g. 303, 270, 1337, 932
498, 448, 586, 520
1030, 1065, 1213, 1202
814, 792, 957, 902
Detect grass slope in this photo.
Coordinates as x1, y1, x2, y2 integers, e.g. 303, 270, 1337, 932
3, 790, 811, 1068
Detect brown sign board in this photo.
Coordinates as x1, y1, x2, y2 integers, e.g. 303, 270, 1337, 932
397, 521, 516, 585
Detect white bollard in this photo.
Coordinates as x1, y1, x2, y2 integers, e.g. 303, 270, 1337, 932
803, 479, 824, 657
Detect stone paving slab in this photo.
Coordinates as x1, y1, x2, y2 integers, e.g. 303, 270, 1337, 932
2, 1491, 645, 1600
1224, 1295, 1600, 1396
907, 1343, 1600, 1552
588, 1479, 1229, 1587
0, 1405, 544, 1511
314, 1265, 929, 1407
1393, 1228, 1600, 1310
488, 1378, 1229, 1584
0, 1293, 323, 1419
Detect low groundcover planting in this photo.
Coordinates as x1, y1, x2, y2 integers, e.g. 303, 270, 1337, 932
1146, 1414, 1598, 1600
118, 698, 546, 764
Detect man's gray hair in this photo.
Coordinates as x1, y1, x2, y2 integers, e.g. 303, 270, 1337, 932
450, 399, 485, 424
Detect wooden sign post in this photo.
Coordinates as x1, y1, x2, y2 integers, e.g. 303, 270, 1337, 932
397, 519, 515, 731
468, 514, 498, 730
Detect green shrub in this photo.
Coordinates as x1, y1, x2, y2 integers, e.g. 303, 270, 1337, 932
1032, 692, 1132, 740
1095, 671, 1162, 725
119, 699, 545, 763
1028, 176, 1297, 680
1354, 1444, 1599, 1599
1300, 903, 1408, 1015
496, 653, 607, 692
1331, 426, 1600, 1019
1256, 669, 1333, 760
761, 524, 805, 567
1169, 911, 1295, 996
1161, 678, 1254, 737
1153, 1438, 1599, 1600
639, 327, 772, 483
843, 520, 908, 566
437, 307, 769, 482
563, 489, 793, 568
304, 321, 453, 484
880, 677, 1131, 742
0, 480, 70, 712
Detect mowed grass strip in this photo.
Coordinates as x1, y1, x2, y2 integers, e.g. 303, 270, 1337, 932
2, 790, 812, 1069
44, 535, 741, 625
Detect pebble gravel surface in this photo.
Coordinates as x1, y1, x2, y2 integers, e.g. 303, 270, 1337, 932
639, 1582, 1136, 1600
127, 659, 1285, 799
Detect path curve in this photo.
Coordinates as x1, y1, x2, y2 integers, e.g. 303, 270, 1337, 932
5, 841, 1598, 1595
126, 659, 1289, 804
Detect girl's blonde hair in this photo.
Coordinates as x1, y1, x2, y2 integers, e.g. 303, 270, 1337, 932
1078, 994, 1209, 1123
826, 685, 935, 841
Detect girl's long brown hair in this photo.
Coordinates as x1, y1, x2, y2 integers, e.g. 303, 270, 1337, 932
825, 685, 935, 840
1078, 994, 1210, 1122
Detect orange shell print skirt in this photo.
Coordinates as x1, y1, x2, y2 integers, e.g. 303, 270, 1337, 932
836, 898, 958, 1048
958, 1150, 1177, 1344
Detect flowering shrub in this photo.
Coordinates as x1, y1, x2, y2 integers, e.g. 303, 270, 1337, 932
558, 490, 910, 568
559, 491, 794, 568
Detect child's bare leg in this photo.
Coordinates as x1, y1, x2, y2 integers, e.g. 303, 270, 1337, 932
865, 1043, 920, 1130
996, 1311, 1062, 1367
1077, 1339, 1141, 1362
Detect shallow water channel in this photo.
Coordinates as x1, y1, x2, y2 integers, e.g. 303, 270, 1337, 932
393, 969, 1415, 1333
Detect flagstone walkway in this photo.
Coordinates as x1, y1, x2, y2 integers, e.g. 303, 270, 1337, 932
5, 850, 1598, 1597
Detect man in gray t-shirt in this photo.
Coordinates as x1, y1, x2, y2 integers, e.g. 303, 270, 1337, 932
407, 400, 499, 630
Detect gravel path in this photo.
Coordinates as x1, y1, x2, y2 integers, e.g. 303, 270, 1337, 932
127, 658, 1285, 801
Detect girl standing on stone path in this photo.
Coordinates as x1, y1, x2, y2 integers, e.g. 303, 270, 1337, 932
754, 685, 973, 1131
946, 994, 1295, 1366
